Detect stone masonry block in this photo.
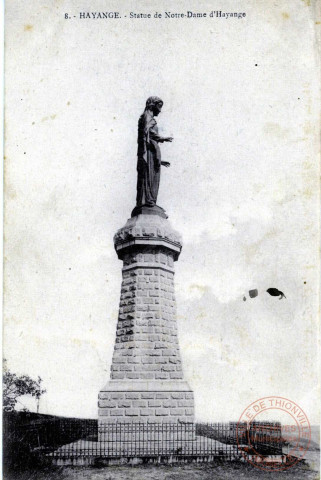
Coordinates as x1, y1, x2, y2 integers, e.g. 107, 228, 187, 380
118, 401, 132, 408
155, 409, 169, 416
110, 393, 124, 400
178, 400, 194, 407
98, 400, 116, 408
119, 349, 133, 356
141, 327, 153, 334
132, 365, 155, 372
127, 373, 141, 379
161, 365, 176, 372
171, 393, 185, 399
137, 319, 148, 326
154, 357, 167, 364
98, 418, 117, 424
119, 417, 142, 424
137, 306, 148, 312
162, 349, 177, 356
156, 393, 170, 399
139, 373, 154, 380
125, 393, 140, 399
134, 334, 148, 341
112, 357, 127, 364
110, 409, 124, 416
141, 393, 155, 399
148, 319, 161, 326
98, 408, 109, 417
140, 408, 154, 416
148, 400, 162, 407
147, 417, 166, 423
127, 357, 140, 364
148, 334, 161, 341
170, 409, 185, 416
132, 400, 147, 408
112, 373, 125, 379
141, 356, 154, 364
120, 365, 133, 371
155, 373, 169, 380
125, 409, 139, 416
168, 357, 179, 364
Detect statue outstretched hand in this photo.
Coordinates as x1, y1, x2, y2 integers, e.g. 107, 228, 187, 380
161, 137, 173, 167
161, 161, 171, 168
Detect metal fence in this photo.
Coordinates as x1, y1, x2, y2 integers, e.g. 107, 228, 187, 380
197, 421, 283, 454
4, 418, 283, 462
50, 422, 235, 459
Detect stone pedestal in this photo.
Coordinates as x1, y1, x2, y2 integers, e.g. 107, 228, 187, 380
98, 210, 194, 430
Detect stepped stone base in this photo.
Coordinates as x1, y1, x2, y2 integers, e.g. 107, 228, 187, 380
99, 380, 194, 424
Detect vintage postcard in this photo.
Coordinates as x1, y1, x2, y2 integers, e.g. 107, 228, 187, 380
3, 0, 320, 478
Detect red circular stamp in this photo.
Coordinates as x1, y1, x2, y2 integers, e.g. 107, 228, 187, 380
236, 396, 311, 471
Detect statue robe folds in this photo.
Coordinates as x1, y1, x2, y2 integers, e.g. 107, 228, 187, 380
136, 111, 164, 207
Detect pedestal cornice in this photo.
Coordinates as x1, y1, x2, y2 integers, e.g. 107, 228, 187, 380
114, 213, 182, 261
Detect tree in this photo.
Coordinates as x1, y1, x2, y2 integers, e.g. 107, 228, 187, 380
3, 359, 46, 413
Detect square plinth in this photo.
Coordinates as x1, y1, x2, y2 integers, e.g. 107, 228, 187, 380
98, 380, 194, 425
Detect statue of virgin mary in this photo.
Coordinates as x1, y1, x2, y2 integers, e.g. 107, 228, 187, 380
135, 96, 173, 209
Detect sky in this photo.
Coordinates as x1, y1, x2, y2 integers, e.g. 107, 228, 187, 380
4, 0, 320, 423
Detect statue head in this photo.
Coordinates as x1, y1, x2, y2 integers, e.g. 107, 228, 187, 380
145, 96, 163, 116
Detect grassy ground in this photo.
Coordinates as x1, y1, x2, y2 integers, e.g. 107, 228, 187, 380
4, 461, 320, 480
